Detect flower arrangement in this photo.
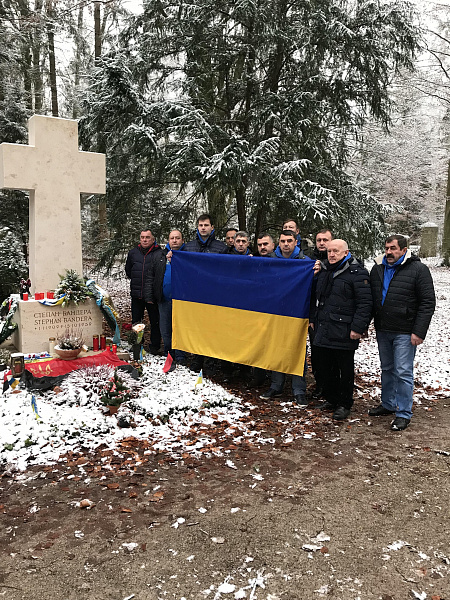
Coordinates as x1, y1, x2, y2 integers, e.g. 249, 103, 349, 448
126, 323, 145, 345
100, 368, 132, 407
57, 329, 85, 350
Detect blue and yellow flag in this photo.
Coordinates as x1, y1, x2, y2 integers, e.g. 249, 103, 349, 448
172, 253, 314, 376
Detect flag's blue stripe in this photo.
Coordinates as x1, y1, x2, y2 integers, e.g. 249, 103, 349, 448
172, 252, 313, 319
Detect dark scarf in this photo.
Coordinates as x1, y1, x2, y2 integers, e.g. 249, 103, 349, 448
320, 254, 352, 300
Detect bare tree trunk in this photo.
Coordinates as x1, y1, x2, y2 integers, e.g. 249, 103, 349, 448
253, 207, 265, 249
46, 0, 58, 116
443, 161, 450, 261
16, 0, 33, 110
72, 4, 84, 118
94, 1, 102, 60
236, 185, 247, 231
32, 0, 44, 112
94, 1, 108, 241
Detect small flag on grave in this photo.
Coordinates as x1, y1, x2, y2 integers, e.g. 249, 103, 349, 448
3, 376, 19, 393
162, 353, 174, 373
194, 369, 203, 388
31, 395, 41, 420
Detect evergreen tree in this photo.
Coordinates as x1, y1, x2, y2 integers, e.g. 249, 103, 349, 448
0, 227, 28, 301
81, 0, 419, 258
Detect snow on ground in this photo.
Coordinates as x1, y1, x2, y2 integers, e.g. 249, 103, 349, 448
1, 265, 449, 471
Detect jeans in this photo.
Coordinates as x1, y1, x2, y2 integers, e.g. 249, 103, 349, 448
270, 358, 307, 396
131, 297, 161, 351
158, 297, 186, 364
376, 331, 416, 420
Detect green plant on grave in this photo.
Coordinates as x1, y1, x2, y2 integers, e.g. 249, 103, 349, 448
54, 269, 91, 306
100, 367, 132, 407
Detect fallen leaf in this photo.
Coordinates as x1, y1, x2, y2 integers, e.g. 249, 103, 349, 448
148, 491, 164, 502
211, 537, 225, 544
107, 483, 120, 489
120, 507, 132, 513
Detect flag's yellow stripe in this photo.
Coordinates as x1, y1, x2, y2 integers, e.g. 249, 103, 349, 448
172, 300, 308, 376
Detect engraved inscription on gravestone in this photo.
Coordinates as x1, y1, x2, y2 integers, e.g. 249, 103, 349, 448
33, 307, 95, 332
13, 298, 103, 352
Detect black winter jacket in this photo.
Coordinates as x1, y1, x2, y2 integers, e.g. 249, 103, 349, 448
370, 251, 435, 339
184, 231, 227, 253
311, 256, 372, 350
144, 247, 168, 305
125, 244, 162, 299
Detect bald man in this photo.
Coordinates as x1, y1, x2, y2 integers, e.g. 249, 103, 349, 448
310, 239, 372, 420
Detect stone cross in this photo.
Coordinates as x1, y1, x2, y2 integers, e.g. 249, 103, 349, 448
0, 115, 106, 294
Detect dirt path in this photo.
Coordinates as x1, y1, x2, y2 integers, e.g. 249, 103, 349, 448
1, 389, 449, 600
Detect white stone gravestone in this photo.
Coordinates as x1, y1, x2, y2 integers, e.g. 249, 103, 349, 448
420, 222, 438, 258
0, 115, 106, 352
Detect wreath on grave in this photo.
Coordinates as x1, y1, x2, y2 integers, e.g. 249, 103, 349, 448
0, 295, 19, 344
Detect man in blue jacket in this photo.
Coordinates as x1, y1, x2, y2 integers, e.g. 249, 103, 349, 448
260, 230, 312, 405
184, 213, 226, 371
125, 229, 161, 354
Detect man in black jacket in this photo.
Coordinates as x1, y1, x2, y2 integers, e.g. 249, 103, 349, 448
369, 235, 435, 431
311, 239, 372, 420
145, 229, 186, 369
125, 229, 162, 354
309, 228, 334, 397
184, 214, 227, 253
223, 231, 252, 255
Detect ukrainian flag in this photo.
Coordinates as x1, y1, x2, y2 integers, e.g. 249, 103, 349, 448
172, 252, 314, 376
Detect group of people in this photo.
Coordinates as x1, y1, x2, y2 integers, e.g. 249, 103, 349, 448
125, 214, 436, 432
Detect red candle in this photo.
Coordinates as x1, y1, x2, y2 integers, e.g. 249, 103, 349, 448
112, 344, 117, 354
47, 291, 54, 299
100, 334, 106, 350
93, 335, 99, 351
23, 293, 28, 301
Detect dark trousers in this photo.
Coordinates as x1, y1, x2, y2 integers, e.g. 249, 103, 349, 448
315, 346, 355, 409
309, 325, 323, 390
158, 298, 186, 364
131, 297, 161, 351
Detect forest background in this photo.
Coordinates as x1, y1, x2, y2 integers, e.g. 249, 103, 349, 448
0, 0, 449, 300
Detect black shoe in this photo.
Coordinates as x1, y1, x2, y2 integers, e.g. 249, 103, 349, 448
391, 417, 410, 431
294, 394, 308, 407
148, 346, 161, 356
259, 388, 282, 400
319, 401, 335, 411
368, 404, 395, 417
167, 361, 176, 373
333, 406, 351, 420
